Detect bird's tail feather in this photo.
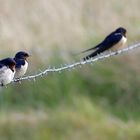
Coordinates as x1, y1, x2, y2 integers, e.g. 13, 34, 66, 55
81, 47, 96, 53
81, 43, 101, 54
73, 46, 97, 56
83, 51, 98, 61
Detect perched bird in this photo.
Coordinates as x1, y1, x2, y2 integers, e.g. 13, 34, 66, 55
82, 27, 127, 60
0, 58, 16, 86
14, 51, 30, 79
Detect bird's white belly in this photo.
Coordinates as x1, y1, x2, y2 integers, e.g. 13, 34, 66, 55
0, 66, 15, 85
110, 36, 127, 51
15, 61, 28, 78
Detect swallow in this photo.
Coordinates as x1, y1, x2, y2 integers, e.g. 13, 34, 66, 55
14, 51, 30, 79
0, 58, 16, 86
82, 27, 127, 60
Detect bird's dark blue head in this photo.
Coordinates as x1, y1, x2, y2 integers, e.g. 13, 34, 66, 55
115, 27, 127, 36
0, 58, 16, 72
15, 51, 30, 60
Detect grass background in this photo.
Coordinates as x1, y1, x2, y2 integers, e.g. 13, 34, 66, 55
0, 0, 140, 139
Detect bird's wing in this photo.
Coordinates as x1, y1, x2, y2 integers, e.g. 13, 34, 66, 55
81, 42, 102, 53
81, 31, 119, 53
0, 63, 4, 69
101, 33, 123, 50
83, 33, 123, 60
81, 30, 117, 53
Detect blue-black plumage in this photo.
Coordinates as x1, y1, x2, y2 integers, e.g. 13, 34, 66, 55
83, 27, 127, 60
14, 51, 30, 78
0, 58, 16, 86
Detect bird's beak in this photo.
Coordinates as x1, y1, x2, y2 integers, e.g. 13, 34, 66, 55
25, 54, 31, 59
27, 53, 31, 57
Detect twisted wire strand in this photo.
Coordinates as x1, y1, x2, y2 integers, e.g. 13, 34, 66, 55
13, 42, 140, 82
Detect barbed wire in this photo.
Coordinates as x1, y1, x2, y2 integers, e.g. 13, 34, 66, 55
13, 42, 140, 82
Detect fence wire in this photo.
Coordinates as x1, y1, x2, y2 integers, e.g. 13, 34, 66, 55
13, 42, 140, 82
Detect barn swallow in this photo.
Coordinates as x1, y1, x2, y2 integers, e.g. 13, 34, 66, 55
82, 27, 127, 60
0, 58, 16, 86
14, 51, 30, 79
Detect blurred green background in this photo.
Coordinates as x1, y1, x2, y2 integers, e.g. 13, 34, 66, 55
0, 0, 140, 139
